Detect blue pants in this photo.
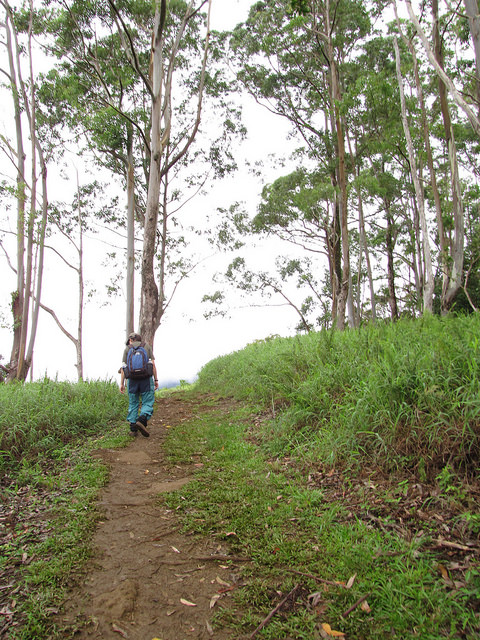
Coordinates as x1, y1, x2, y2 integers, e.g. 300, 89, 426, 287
127, 377, 155, 423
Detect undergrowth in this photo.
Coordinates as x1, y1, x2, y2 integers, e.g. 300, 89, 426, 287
2, 315, 480, 638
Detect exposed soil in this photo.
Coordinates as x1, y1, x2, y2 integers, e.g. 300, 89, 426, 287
59, 394, 244, 640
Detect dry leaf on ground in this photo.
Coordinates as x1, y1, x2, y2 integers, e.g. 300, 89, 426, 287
180, 598, 197, 607
320, 622, 346, 637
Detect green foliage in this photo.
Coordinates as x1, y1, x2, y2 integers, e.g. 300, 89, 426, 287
197, 314, 480, 475
0, 379, 127, 473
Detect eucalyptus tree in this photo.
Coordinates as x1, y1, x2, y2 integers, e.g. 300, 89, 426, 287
399, 0, 480, 312
341, 33, 405, 321
230, 0, 387, 329
0, 0, 50, 381
40, 0, 157, 336
41, 180, 114, 380
40, 0, 240, 347
394, 36, 434, 312
250, 167, 338, 326
223, 255, 314, 332
343, 24, 464, 320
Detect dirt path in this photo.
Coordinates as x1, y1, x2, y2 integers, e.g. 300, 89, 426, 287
60, 395, 242, 640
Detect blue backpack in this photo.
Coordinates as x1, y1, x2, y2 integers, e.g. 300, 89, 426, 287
125, 345, 152, 379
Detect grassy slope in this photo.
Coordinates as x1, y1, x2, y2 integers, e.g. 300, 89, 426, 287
1, 315, 479, 638
197, 313, 480, 478
163, 314, 480, 639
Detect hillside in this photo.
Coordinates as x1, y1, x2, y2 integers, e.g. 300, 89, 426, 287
0, 315, 479, 639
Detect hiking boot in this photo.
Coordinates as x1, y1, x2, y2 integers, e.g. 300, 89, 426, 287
135, 418, 149, 438
129, 423, 138, 437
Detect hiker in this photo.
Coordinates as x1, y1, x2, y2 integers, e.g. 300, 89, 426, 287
119, 332, 159, 437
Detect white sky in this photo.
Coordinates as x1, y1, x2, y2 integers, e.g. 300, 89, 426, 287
0, 0, 302, 384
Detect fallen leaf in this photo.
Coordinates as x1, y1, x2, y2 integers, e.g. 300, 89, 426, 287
216, 576, 231, 587
0, 605, 13, 615
361, 600, 371, 613
308, 591, 323, 607
437, 563, 455, 587
321, 622, 345, 637
346, 574, 356, 589
206, 619, 214, 636
210, 594, 221, 608
144, 469, 150, 475
438, 564, 449, 580
171, 546, 180, 553
180, 598, 197, 607
112, 622, 128, 637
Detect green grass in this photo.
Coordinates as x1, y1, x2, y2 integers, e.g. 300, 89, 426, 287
163, 404, 479, 639
196, 314, 480, 478
0, 379, 129, 640
0, 378, 128, 472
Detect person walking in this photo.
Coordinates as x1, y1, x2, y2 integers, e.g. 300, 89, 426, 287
120, 332, 159, 437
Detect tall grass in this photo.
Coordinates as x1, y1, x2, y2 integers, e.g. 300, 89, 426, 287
0, 379, 129, 639
197, 314, 480, 475
0, 378, 127, 473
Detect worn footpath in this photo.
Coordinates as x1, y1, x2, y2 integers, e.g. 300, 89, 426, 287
60, 395, 244, 640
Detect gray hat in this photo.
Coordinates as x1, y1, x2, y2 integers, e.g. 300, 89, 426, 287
126, 332, 141, 345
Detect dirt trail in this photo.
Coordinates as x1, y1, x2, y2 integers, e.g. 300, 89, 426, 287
60, 395, 242, 640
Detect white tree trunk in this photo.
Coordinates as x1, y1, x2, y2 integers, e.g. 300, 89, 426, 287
394, 36, 434, 313
126, 126, 135, 337
139, 0, 212, 347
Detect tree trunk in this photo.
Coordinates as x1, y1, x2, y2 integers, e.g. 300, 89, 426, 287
405, 0, 480, 137
139, 0, 212, 348
347, 130, 376, 322
75, 172, 83, 380
394, 36, 434, 314
126, 123, 135, 337
329, 58, 350, 329
385, 203, 399, 320
330, 199, 342, 324
463, 0, 480, 111
139, 0, 168, 347
432, 0, 464, 311
5, 4, 26, 381
410, 33, 446, 307
25, 154, 48, 379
